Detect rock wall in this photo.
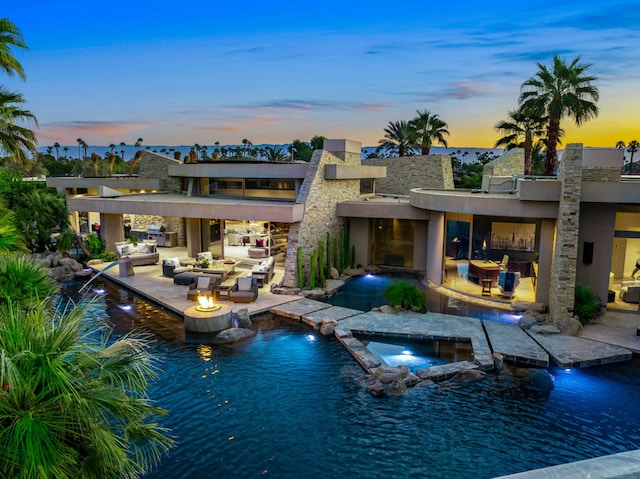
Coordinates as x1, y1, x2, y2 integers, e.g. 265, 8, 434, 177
282, 149, 362, 288
138, 151, 182, 193
483, 148, 524, 177
581, 167, 621, 182
549, 144, 583, 317
363, 155, 454, 194
131, 215, 185, 247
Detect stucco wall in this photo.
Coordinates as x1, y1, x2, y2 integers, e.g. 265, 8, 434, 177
283, 148, 362, 288
364, 155, 454, 194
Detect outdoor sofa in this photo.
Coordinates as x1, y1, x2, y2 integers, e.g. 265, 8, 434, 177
114, 240, 159, 266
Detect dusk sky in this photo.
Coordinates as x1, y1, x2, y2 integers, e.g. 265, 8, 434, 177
5, 1, 640, 150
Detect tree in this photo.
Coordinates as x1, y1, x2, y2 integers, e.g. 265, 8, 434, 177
520, 55, 599, 175
494, 107, 547, 175
53, 141, 60, 160
263, 145, 287, 163
0, 18, 28, 79
310, 135, 326, 151
91, 152, 100, 176
378, 120, 416, 157
292, 139, 313, 162
0, 87, 38, 161
0, 205, 25, 253
626, 140, 640, 174
134, 137, 143, 149
408, 110, 449, 155
129, 150, 142, 175
241, 138, 251, 157
119, 141, 126, 161
62, 146, 69, 159
0, 291, 173, 477
12, 188, 70, 252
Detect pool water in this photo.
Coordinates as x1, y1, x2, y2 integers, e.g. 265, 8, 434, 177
62, 281, 640, 479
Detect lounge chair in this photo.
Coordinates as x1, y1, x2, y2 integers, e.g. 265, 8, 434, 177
498, 271, 520, 299
187, 275, 222, 301
229, 277, 259, 303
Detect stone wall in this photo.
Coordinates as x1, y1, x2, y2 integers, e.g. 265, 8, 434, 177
282, 148, 362, 288
131, 215, 185, 247
581, 167, 621, 182
483, 148, 524, 177
549, 144, 583, 317
363, 155, 454, 194
138, 151, 182, 193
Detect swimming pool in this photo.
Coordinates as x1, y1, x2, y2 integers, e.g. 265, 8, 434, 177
65, 281, 640, 479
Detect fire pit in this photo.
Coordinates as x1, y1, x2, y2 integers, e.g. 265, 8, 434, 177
184, 295, 231, 333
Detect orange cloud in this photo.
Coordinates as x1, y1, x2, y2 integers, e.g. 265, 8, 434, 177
37, 121, 155, 144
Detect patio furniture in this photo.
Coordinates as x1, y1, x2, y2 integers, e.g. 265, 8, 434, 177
227, 233, 242, 246
229, 277, 259, 303
497, 254, 509, 272
162, 257, 191, 277
497, 271, 520, 299
250, 256, 275, 288
468, 260, 500, 286
248, 247, 267, 259
187, 275, 222, 301
174, 271, 205, 285
114, 240, 159, 266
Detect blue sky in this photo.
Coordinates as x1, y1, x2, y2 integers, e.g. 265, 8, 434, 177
5, 0, 640, 149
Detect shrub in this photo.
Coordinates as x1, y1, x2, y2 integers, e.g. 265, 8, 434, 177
98, 251, 118, 262
574, 284, 599, 325
0, 255, 58, 305
85, 233, 105, 257
383, 280, 427, 312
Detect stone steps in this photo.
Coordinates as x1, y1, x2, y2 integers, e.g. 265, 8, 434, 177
483, 320, 549, 367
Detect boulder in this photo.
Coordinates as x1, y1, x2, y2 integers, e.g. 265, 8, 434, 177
372, 365, 407, 384
451, 369, 486, 382
518, 316, 538, 330
330, 267, 340, 280
363, 376, 385, 397
50, 265, 75, 282
509, 367, 554, 394
320, 320, 337, 336
213, 328, 256, 344
404, 372, 419, 387
492, 352, 504, 371
557, 317, 583, 336
386, 377, 408, 396
378, 305, 396, 314
512, 301, 546, 313
236, 309, 252, 328
529, 324, 561, 335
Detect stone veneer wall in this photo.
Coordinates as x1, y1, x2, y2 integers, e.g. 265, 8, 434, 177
131, 215, 185, 247
137, 151, 182, 193
282, 149, 362, 288
482, 148, 524, 177
549, 144, 583, 317
363, 155, 454, 194
581, 167, 621, 182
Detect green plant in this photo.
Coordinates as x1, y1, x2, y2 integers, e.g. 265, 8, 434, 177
128, 234, 139, 246
574, 284, 599, 325
0, 255, 58, 306
85, 232, 105, 257
318, 240, 325, 286
201, 258, 209, 267
297, 247, 303, 289
326, 232, 331, 273
99, 251, 118, 262
383, 280, 427, 312
310, 249, 317, 289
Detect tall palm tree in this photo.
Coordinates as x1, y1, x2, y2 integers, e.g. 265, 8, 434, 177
53, 141, 60, 160
108, 142, 115, 156
519, 55, 599, 175
107, 151, 116, 176
0, 18, 28, 79
241, 138, 252, 157
626, 140, 640, 174
0, 87, 38, 161
378, 120, 416, 157
76, 137, 83, 159
90, 152, 100, 176
494, 107, 548, 175
0, 291, 173, 477
129, 149, 142, 175
62, 146, 69, 159
119, 141, 126, 161
408, 110, 450, 155
135, 137, 143, 150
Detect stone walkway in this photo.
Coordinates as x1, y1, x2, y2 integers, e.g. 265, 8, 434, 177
270, 299, 634, 371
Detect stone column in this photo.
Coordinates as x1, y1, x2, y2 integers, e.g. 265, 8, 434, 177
549, 144, 583, 317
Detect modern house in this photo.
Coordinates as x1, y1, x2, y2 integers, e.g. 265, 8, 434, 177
49, 140, 640, 317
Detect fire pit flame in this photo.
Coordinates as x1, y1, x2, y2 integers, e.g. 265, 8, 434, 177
196, 295, 221, 312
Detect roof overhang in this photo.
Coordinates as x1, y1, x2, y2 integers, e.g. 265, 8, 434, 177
67, 193, 305, 223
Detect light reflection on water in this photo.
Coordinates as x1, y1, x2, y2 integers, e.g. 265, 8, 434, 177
59, 280, 640, 479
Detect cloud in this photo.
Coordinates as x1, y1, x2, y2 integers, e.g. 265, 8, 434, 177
232, 99, 390, 112
37, 121, 154, 143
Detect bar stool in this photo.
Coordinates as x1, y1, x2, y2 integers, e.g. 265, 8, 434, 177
481, 278, 492, 296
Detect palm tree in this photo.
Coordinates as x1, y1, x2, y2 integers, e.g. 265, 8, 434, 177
0, 291, 173, 477
46, 145, 53, 156
519, 55, 599, 175
494, 107, 548, 175
129, 149, 142, 175
0, 206, 25, 253
53, 142, 60, 160
0, 18, 28, 79
378, 120, 416, 157
0, 87, 38, 161
107, 151, 116, 176
108, 142, 115, 156
135, 137, 143, 150
626, 140, 640, 174
90, 152, 100, 176
264, 145, 287, 162
62, 146, 69, 159
119, 141, 126, 161
241, 138, 252, 157
408, 110, 449, 155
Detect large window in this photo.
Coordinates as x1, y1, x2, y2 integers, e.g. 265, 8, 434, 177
370, 218, 414, 267
199, 178, 296, 199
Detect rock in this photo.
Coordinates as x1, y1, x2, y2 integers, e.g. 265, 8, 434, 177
50, 265, 75, 282
69, 260, 85, 272
414, 379, 435, 388
557, 317, 583, 336
512, 301, 546, 313
74, 269, 93, 278
386, 377, 408, 396
299, 288, 325, 299
492, 352, 504, 371
378, 305, 396, 314
87, 259, 103, 266
236, 308, 252, 328
451, 369, 486, 382
524, 369, 555, 394
330, 267, 340, 280
320, 320, 337, 336
363, 376, 385, 397
530, 324, 560, 335
213, 328, 256, 344
334, 327, 352, 338
518, 316, 538, 330
404, 372, 419, 387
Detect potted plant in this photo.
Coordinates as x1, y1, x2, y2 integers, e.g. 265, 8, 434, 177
200, 258, 209, 268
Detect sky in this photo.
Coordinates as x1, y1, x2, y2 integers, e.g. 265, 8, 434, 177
4, 0, 640, 150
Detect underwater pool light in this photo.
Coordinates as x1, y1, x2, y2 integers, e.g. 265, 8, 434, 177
92, 288, 106, 295
402, 349, 413, 356
118, 304, 132, 311
306, 334, 316, 342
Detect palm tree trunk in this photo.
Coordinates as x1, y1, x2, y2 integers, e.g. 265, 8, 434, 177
630, 152, 635, 175
524, 132, 533, 175
545, 119, 560, 175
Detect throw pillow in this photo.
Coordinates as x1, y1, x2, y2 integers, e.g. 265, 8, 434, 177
124, 244, 135, 255
116, 245, 126, 256
137, 243, 150, 254
237, 277, 253, 291
255, 238, 264, 247
196, 276, 211, 289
